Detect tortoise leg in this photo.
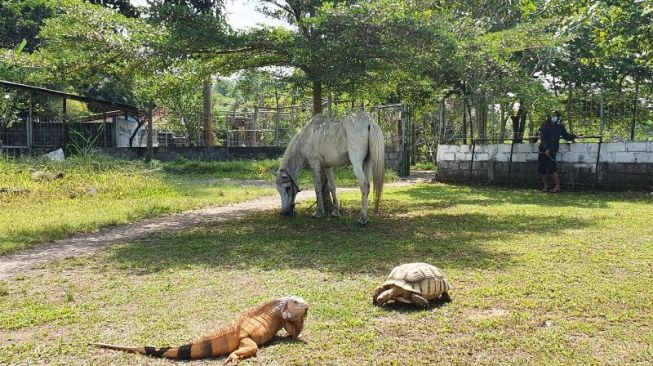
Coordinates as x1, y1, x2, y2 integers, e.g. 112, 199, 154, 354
409, 293, 429, 308
440, 292, 452, 303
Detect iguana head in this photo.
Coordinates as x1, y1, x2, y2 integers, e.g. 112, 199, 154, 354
280, 296, 308, 321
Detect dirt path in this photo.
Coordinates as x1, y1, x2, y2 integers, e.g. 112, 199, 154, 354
0, 172, 434, 280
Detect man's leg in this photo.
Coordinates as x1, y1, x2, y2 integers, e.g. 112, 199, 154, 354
551, 171, 561, 192
540, 175, 549, 191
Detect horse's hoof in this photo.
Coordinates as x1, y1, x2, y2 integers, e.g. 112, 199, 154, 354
358, 217, 369, 226
330, 209, 340, 218
312, 211, 324, 219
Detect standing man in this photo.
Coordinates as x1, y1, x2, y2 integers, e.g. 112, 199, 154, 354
537, 111, 578, 193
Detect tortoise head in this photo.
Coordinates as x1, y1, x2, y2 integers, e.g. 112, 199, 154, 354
373, 286, 406, 306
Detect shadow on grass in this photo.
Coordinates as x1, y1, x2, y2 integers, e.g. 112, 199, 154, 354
376, 297, 452, 314
106, 197, 593, 275
392, 184, 651, 210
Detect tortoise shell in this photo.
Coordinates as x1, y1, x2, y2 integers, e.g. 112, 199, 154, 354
382, 262, 450, 300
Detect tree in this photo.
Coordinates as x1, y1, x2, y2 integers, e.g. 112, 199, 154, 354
0, 0, 55, 51
214, 1, 417, 115
147, 0, 227, 145
89, 0, 139, 17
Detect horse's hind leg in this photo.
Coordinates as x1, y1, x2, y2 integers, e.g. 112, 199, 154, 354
325, 167, 339, 217
351, 162, 370, 225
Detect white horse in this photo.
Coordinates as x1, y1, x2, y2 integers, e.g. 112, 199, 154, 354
273, 111, 385, 225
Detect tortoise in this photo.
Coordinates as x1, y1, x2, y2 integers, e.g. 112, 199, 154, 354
372, 263, 451, 307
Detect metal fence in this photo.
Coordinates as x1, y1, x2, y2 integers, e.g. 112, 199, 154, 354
1, 80, 140, 156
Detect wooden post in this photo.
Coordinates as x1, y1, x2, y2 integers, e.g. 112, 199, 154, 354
27, 92, 33, 153
599, 94, 605, 136
146, 107, 153, 161
63, 97, 68, 146
103, 112, 108, 148
439, 98, 446, 143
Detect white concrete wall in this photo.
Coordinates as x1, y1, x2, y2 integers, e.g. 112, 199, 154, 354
437, 142, 653, 165
115, 118, 158, 148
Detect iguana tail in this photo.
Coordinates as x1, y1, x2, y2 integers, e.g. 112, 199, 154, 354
91, 333, 239, 360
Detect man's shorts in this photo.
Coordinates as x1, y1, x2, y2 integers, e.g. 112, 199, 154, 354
537, 153, 557, 175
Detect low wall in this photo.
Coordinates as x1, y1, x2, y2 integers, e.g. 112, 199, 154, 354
385, 149, 405, 173
436, 142, 653, 190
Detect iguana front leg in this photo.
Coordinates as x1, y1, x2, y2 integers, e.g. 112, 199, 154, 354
224, 338, 257, 365
283, 318, 305, 339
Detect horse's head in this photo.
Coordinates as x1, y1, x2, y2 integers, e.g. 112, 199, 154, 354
273, 169, 301, 217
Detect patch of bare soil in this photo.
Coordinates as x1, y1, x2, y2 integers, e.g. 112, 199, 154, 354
469, 308, 510, 320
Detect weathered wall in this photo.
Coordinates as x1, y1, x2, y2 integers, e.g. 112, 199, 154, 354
436, 142, 653, 189
385, 149, 405, 173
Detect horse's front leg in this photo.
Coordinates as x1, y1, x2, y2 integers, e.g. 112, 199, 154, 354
325, 167, 339, 217
351, 163, 370, 225
311, 165, 325, 219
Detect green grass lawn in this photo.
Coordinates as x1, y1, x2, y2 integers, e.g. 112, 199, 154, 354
1, 184, 651, 365
0, 156, 277, 255
0, 156, 397, 255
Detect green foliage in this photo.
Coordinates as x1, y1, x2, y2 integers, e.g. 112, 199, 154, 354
0, 0, 55, 51
89, 0, 139, 18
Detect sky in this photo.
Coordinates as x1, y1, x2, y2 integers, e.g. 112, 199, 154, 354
129, 0, 289, 30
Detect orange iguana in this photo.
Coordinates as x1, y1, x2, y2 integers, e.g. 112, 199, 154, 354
91, 296, 308, 365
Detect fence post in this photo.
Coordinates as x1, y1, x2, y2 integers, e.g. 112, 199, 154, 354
146, 107, 153, 161
599, 94, 605, 136
630, 77, 639, 140
27, 92, 33, 153
594, 136, 603, 189
62, 97, 68, 147
469, 138, 476, 185
507, 140, 515, 186
274, 107, 280, 146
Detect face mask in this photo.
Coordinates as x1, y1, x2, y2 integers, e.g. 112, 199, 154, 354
551, 117, 559, 124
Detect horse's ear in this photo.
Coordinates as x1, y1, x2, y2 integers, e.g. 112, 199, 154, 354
270, 170, 278, 177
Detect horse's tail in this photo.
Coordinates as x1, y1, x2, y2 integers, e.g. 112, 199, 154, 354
368, 121, 385, 213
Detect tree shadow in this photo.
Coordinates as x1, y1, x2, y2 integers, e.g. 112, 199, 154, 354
390, 184, 652, 210
106, 202, 594, 275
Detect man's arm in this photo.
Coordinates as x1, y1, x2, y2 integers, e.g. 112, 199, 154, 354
560, 124, 577, 141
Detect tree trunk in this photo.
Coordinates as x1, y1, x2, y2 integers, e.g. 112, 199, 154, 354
312, 80, 322, 115
477, 94, 486, 143
274, 88, 280, 145
202, 76, 216, 146
250, 105, 259, 147
512, 100, 527, 143
461, 98, 467, 143
631, 77, 639, 141
439, 98, 446, 144
499, 104, 506, 142
146, 108, 153, 161
465, 97, 474, 143
567, 82, 573, 133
